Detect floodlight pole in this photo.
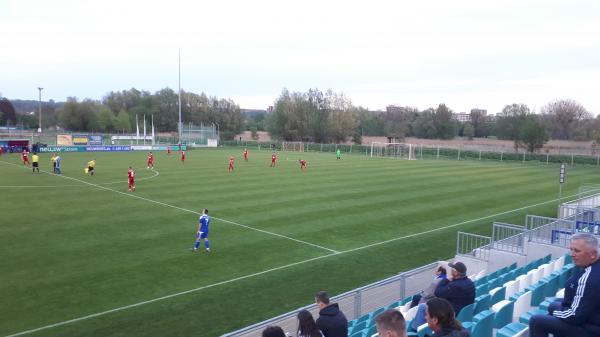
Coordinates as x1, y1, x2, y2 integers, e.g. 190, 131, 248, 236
37, 87, 43, 132
178, 48, 182, 145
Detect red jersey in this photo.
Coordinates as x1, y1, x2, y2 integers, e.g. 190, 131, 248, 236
299, 159, 306, 166
181, 151, 185, 160
22, 150, 29, 159
243, 149, 248, 158
271, 154, 276, 162
167, 147, 171, 154
229, 157, 235, 165
148, 154, 154, 163
128, 169, 135, 181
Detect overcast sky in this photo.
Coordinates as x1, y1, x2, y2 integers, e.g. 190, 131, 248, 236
1, 0, 599, 114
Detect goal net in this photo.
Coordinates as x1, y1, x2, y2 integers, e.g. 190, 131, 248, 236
370, 142, 416, 160
282, 142, 305, 152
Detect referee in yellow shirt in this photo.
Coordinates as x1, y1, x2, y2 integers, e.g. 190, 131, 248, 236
32, 153, 40, 173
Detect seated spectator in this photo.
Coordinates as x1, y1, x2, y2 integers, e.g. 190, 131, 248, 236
262, 325, 286, 337
411, 265, 447, 307
529, 232, 600, 337
375, 309, 407, 337
315, 291, 348, 337
411, 261, 474, 331
297, 309, 323, 337
425, 298, 470, 337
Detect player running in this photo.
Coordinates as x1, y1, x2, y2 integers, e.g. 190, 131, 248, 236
147, 151, 154, 169
181, 150, 186, 164
86, 159, 96, 176
32, 153, 40, 173
127, 166, 136, 192
22, 148, 30, 166
299, 158, 307, 171
192, 209, 211, 252
243, 147, 249, 161
228, 155, 235, 172
270, 152, 277, 167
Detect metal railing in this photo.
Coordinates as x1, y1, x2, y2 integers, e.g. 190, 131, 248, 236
491, 222, 527, 255
526, 215, 576, 248
456, 232, 491, 261
221, 262, 439, 337
559, 193, 600, 218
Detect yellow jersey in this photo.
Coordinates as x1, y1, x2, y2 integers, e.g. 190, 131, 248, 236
32, 155, 39, 163
88, 161, 96, 168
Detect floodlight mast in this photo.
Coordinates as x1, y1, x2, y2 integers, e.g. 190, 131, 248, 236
178, 49, 182, 145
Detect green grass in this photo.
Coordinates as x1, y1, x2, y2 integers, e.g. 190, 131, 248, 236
0, 148, 597, 337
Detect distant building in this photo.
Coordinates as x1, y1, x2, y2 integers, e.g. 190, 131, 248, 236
386, 105, 404, 114
453, 112, 471, 123
470, 108, 487, 116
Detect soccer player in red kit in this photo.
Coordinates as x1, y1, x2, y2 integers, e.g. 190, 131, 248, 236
228, 156, 235, 172
0, 146, 3, 156
270, 152, 277, 167
22, 149, 30, 166
299, 159, 307, 171
167, 147, 171, 156
127, 166, 136, 192
181, 150, 186, 164
243, 148, 248, 161
147, 152, 154, 169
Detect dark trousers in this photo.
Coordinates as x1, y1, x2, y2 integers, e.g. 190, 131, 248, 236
529, 301, 590, 337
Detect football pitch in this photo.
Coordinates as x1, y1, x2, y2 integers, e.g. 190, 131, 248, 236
0, 148, 597, 337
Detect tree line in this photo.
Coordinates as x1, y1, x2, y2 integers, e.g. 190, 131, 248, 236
260, 89, 598, 153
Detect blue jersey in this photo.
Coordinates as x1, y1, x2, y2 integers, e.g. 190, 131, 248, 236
199, 214, 210, 233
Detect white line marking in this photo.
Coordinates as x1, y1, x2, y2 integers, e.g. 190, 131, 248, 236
0, 160, 338, 254
3, 191, 578, 337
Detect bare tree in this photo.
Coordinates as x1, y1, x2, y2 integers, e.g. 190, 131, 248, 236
541, 99, 591, 140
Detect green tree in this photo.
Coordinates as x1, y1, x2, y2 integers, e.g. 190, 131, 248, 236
462, 123, 474, 140
113, 110, 132, 132
412, 109, 437, 139
496, 103, 531, 150
433, 104, 456, 139
541, 99, 590, 140
521, 115, 549, 153
96, 106, 115, 132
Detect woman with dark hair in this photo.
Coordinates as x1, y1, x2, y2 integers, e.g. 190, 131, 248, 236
262, 325, 286, 337
297, 309, 324, 337
425, 298, 470, 337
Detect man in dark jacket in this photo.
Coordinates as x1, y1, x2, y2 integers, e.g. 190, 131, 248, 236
411, 261, 475, 331
434, 262, 476, 315
529, 233, 600, 337
315, 291, 348, 337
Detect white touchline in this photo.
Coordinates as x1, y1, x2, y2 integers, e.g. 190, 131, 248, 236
0, 160, 338, 254
1, 159, 579, 337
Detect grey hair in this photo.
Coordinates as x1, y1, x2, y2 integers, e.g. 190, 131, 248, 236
571, 233, 599, 253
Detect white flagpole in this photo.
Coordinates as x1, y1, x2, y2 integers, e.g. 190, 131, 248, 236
151, 115, 155, 146
136, 114, 139, 145
143, 114, 147, 146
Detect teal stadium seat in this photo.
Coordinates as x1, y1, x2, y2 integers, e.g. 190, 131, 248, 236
470, 310, 494, 337
456, 302, 475, 323
489, 286, 506, 306
474, 294, 491, 315
492, 300, 514, 329
496, 322, 528, 337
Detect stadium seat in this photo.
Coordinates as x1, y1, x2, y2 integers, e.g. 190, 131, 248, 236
350, 321, 367, 335
416, 322, 431, 337
511, 290, 532, 322
474, 294, 491, 315
528, 279, 548, 306
518, 308, 546, 325
503, 280, 520, 300
489, 286, 506, 306
564, 253, 573, 265
476, 284, 489, 297
500, 270, 515, 285
551, 255, 565, 273
456, 302, 475, 323
491, 300, 514, 329
404, 305, 419, 321
542, 274, 560, 298
470, 310, 494, 337
350, 330, 365, 337
515, 273, 531, 292
365, 325, 377, 337
496, 322, 528, 337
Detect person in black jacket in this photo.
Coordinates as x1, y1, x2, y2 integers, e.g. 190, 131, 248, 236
529, 233, 600, 337
315, 291, 348, 337
434, 262, 476, 315
411, 261, 475, 331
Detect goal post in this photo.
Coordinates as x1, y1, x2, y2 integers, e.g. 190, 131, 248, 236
282, 142, 305, 152
370, 142, 416, 160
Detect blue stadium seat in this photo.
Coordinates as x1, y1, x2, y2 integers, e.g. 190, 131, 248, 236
474, 294, 491, 315
518, 308, 546, 325
456, 302, 475, 323
492, 300, 514, 329
476, 284, 490, 297
489, 286, 506, 306
470, 310, 494, 337
496, 322, 528, 337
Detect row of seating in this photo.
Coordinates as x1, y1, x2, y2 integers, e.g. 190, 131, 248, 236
346, 253, 574, 337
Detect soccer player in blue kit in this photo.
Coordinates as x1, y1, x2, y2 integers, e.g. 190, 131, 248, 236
192, 209, 211, 252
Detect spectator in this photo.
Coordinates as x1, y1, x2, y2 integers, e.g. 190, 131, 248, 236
315, 291, 348, 337
529, 232, 600, 337
411, 265, 447, 307
375, 309, 407, 337
411, 261, 474, 331
262, 325, 286, 337
434, 262, 475, 314
425, 298, 470, 337
297, 309, 323, 337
